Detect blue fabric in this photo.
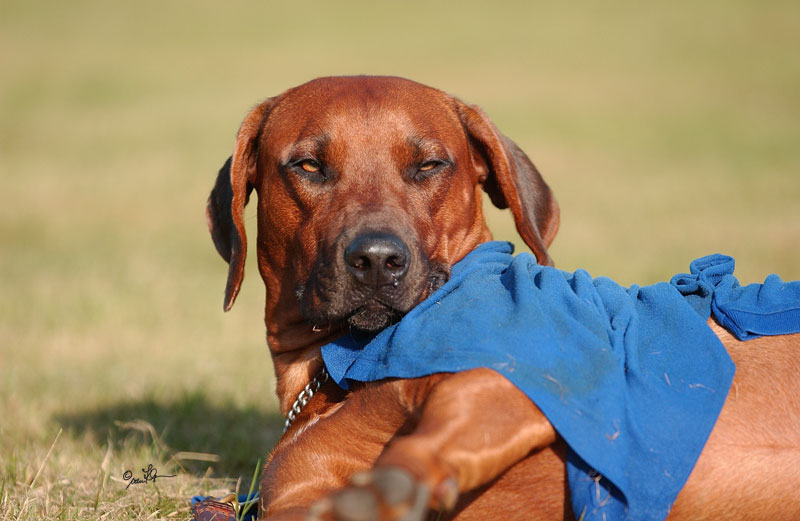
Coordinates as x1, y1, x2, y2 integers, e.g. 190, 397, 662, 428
321, 242, 800, 521
671, 254, 800, 340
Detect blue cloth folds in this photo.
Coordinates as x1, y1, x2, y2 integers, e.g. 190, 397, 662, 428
671, 254, 800, 340
321, 242, 800, 521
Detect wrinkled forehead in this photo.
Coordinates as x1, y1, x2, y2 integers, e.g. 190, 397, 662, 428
261, 77, 465, 157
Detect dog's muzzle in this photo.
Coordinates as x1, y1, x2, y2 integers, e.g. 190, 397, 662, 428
297, 227, 448, 334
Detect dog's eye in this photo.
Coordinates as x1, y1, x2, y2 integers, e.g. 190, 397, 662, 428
413, 160, 450, 181
419, 161, 439, 172
289, 158, 327, 183
298, 160, 320, 173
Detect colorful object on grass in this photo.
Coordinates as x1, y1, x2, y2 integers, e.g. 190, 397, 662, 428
191, 492, 258, 521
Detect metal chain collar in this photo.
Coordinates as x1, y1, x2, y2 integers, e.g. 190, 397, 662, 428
283, 366, 330, 433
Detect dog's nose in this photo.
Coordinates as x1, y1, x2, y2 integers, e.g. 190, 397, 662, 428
344, 232, 410, 287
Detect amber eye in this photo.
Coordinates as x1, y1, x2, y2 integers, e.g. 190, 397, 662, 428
299, 160, 320, 173
412, 159, 450, 181
289, 158, 328, 184
419, 161, 439, 172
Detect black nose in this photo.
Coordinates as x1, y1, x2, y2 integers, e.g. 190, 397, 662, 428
344, 232, 410, 287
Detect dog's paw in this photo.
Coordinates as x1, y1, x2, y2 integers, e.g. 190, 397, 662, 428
307, 466, 453, 521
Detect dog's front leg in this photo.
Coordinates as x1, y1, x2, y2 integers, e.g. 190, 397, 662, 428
379, 368, 556, 511
312, 368, 557, 521
260, 379, 423, 521
379, 368, 556, 506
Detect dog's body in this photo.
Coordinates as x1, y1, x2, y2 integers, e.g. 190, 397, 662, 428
207, 76, 800, 520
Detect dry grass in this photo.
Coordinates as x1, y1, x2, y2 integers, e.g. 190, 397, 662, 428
1, 0, 799, 519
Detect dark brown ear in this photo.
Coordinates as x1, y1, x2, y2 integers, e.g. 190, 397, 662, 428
205, 100, 272, 311
456, 101, 559, 266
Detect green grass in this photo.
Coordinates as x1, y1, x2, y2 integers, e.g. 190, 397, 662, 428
1, 0, 799, 519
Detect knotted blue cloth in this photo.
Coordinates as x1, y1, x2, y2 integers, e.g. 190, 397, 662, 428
321, 242, 800, 521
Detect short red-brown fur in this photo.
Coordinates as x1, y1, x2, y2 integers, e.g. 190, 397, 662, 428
207, 76, 800, 521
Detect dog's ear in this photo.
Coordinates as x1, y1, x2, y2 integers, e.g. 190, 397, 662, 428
206, 100, 272, 311
455, 101, 559, 266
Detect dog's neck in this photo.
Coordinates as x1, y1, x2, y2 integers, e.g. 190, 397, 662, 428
264, 303, 345, 415
254, 254, 335, 414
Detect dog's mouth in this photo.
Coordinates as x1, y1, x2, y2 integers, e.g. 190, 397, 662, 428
344, 264, 449, 332
346, 301, 404, 332
299, 260, 450, 334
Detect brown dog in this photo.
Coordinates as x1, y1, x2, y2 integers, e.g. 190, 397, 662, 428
207, 76, 800, 521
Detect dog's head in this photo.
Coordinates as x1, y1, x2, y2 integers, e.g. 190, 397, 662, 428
207, 76, 559, 342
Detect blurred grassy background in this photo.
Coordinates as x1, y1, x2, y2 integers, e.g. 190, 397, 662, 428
1, 0, 798, 518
